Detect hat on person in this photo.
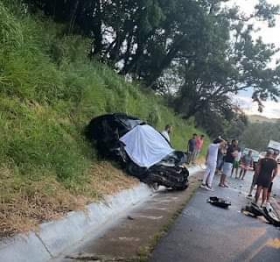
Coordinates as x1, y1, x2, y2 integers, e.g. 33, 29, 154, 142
266, 149, 274, 155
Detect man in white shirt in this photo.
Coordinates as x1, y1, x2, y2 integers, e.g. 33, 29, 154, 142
201, 137, 226, 190
161, 124, 172, 143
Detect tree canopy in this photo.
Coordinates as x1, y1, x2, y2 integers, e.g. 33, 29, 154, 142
23, 0, 280, 137
240, 120, 280, 151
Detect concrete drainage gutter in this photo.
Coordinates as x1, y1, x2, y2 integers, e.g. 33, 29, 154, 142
0, 165, 204, 262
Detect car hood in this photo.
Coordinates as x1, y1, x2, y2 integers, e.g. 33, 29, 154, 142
120, 124, 174, 168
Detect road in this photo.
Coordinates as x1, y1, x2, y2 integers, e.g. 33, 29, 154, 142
149, 171, 280, 262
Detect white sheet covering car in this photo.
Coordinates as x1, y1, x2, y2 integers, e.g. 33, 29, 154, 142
120, 124, 174, 168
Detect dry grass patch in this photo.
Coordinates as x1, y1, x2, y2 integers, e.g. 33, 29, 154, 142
0, 162, 138, 238
87, 162, 139, 198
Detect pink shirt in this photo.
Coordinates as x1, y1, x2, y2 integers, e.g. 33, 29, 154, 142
196, 138, 204, 150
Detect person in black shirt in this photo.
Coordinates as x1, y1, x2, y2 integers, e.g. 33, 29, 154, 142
254, 149, 278, 207
187, 133, 197, 164
219, 139, 239, 187
267, 150, 279, 203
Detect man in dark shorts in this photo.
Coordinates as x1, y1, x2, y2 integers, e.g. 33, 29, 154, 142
247, 158, 260, 198
219, 139, 239, 187
254, 149, 278, 207
266, 150, 279, 203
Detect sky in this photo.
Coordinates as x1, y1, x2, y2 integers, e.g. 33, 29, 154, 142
228, 0, 280, 118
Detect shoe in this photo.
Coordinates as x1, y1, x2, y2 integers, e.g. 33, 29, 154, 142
200, 184, 207, 189
247, 194, 252, 197
205, 185, 214, 191
223, 184, 229, 188
218, 184, 224, 187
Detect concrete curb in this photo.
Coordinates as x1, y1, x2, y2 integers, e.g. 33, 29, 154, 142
0, 167, 204, 262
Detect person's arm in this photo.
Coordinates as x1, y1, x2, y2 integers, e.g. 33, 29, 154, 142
255, 159, 262, 176
271, 161, 278, 181
205, 148, 209, 163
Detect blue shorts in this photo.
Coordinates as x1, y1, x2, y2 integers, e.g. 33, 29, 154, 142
222, 162, 233, 176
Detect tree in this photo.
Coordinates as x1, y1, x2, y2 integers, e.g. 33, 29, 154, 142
166, 0, 280, 125
22, 0, 280, 135
240, 120, 280, 151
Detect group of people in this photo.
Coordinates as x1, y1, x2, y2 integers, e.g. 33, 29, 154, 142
201, 137, 278, 207
230, 149, 254, 180
161, 126, 205, 165
161, 125, 278, 207
187, 133, 205, 164
201, 138, 240, 190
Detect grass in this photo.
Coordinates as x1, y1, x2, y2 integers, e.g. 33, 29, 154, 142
0, 1, 209, 237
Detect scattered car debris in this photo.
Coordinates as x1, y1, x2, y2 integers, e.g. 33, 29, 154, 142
85, 113, 189, 190
241, 202, 280, 227
65, 253, 132, 261
207, 196, 231, 208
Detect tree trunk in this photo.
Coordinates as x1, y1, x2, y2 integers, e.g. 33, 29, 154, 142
91, 0, 103, 57
146, 35, 188, 87
68, 0, 80, 34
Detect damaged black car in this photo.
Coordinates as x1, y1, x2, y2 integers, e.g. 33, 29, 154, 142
85, 113, 189, 190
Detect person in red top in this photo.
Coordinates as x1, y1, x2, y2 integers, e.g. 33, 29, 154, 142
194, 135, 204, 164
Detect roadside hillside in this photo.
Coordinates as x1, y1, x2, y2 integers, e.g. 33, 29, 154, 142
247, 114, 279, 123
0, 1, 208, 237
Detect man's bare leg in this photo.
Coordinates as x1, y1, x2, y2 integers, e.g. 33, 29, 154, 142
261, 188, 268, 207
219, 174, 225, 186
254, 186, 262, 204
238, 169, 243, 179
241, 170, 247, 180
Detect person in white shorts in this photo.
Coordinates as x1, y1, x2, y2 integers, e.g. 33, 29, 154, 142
201, 137, 225, 190
219, 139, 239, 187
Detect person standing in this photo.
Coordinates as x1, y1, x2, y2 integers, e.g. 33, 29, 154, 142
187, 133, 197, 164
247, 158, 261, 198
266, 150, 279, 204
231, 149, 241, 178
194, 135, 205, 163
254, 149, 278, 207
238, 150, 253, 180
219, 139, 239, 187
216, 144, 227, 175
161, 124, 172, 143
201, 138, 225, 190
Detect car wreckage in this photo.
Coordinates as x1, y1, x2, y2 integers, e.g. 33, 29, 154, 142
85, 113, 189, 190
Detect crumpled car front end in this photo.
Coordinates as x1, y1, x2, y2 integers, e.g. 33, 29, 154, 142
146, 152, 189, 190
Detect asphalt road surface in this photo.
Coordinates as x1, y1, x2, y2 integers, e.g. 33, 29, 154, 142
150, 172, 280, 262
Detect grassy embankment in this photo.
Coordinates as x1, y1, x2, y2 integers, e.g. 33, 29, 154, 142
0, 1, 208, 237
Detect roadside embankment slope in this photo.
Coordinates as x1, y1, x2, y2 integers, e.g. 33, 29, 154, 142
0, 1, 208, 237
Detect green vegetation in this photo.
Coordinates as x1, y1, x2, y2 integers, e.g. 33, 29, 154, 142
0, 1, 207, 236
240, 120, 280, 151
22, 0, 280, 138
